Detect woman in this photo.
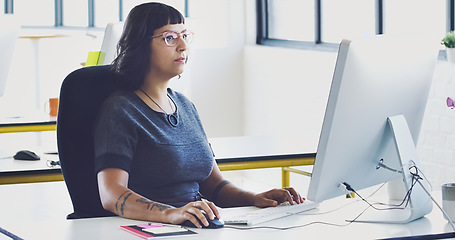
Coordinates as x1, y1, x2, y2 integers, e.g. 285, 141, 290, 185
94, 2, 304, 228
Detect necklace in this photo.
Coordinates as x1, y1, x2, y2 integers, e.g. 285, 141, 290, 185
140, 89, 179, 127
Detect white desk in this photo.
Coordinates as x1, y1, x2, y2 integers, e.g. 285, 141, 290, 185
0, 117, 61, 184
0, 152, 62, 184
0, 181, 452, 240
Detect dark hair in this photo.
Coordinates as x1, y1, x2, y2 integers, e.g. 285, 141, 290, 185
111, 2, 185, 91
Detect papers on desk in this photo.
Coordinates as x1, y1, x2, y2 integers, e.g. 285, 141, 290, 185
121, 222, 196, 239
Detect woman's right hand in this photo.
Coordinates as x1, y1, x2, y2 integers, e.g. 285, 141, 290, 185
163, 199, 221, 228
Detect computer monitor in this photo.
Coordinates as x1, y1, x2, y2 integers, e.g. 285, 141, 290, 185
98, 22, 124, 66
307, 34, 439, 223
0, 14, 19, 97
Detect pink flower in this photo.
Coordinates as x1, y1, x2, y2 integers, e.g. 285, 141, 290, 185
447, 97, 455, 109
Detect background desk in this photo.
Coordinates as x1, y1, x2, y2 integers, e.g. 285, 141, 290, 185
210, 136, 316, 187
0, 181, 452, 240
0, 135, 316, 187
0, 120, 56, 133
0, 119, 60, 184
0, 153, 62, 185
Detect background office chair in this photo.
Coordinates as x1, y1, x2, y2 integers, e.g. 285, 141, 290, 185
57, 65, 119, 219
98, 22, 124, 65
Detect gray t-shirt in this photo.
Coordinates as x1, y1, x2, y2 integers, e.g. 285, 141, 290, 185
93, 89, 214, 205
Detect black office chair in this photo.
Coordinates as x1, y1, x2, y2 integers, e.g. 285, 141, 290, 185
57, 65, 119, 219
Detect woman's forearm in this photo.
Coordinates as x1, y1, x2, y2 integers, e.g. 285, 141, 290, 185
97, 169, 174, 222
214, 183, 256, 208
105, 188, 174, 222
102, 185, 173, 222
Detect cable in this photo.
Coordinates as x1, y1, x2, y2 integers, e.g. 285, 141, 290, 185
415, 175, 455, 232
297, 199, 361, 216
223, 202, 375, 231
305, 163, 405, 217
0, 226, 23, 240
224, 221, 350, 230
46, 160, 60, 168
408, 164, 455, 231
342, 161, 429, 212
377, 159, 402, 173
345, 162, 452, 230
343, 175, 416, 211
224, 161, 446, 231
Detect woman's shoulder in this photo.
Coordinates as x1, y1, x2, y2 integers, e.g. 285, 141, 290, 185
167, 88, 192, 104
107, 90, 137, 102
102, 90, 142, 111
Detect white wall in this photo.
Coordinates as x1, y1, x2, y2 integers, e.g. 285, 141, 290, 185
417, 61, 455, 188
188, 0, 336, 140
186, 0, 245, 137
243, 45, 335, 139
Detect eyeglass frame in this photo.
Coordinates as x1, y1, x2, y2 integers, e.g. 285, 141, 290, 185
150, 30, 194, 47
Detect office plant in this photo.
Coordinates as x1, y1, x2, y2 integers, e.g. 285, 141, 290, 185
442, 31, 455, 62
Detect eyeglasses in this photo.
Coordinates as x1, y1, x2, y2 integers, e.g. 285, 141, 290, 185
151, 30, 194, 47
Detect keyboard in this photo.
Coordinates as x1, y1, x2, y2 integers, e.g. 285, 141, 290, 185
223, 200, 319, 226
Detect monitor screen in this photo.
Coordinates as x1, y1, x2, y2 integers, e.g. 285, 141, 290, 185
307, 34, 439, 223
0, 14, 19, 97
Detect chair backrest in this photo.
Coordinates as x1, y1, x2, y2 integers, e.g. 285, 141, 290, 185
57, 65, 118, 219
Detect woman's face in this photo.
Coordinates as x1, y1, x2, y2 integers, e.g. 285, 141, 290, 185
149, 23, 188, 80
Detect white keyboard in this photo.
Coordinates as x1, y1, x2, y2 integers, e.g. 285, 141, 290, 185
223, 201, 319, 226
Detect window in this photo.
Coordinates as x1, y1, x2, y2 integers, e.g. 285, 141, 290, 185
3, 0, 11, 13
63, 0, 89, 27
4, 0, 187, 28
267, 0, 314, 42
259, 0, 451, 50
322, 0, 375, 43
95, 0, 120, 28
122, 0, 186, 22
14, 0, 54, 26
384, 0, 445, 36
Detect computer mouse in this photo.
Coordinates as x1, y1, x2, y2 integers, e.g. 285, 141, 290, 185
181, 213, 224, 229
13, 150, 40, 161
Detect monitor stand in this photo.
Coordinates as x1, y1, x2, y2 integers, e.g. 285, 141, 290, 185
347, 114, 433, 224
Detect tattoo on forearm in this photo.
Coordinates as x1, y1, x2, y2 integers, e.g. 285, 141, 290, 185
136, 198, 171, 212
212, 180, 231, 202
115, 190, 132, 216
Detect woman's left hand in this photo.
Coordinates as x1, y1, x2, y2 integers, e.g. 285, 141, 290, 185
252, 187, 305, 208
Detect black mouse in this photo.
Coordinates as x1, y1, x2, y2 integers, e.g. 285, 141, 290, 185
181, 213, 224, 229
13, 150, 40, 161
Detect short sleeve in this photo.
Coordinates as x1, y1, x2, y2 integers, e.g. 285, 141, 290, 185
93, 93, 138, 174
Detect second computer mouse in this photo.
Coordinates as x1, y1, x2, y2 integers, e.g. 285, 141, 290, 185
13, 150, 40, 161
181, 213, 224, 229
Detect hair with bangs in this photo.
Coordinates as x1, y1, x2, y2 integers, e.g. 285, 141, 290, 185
111, 2, 185, 90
